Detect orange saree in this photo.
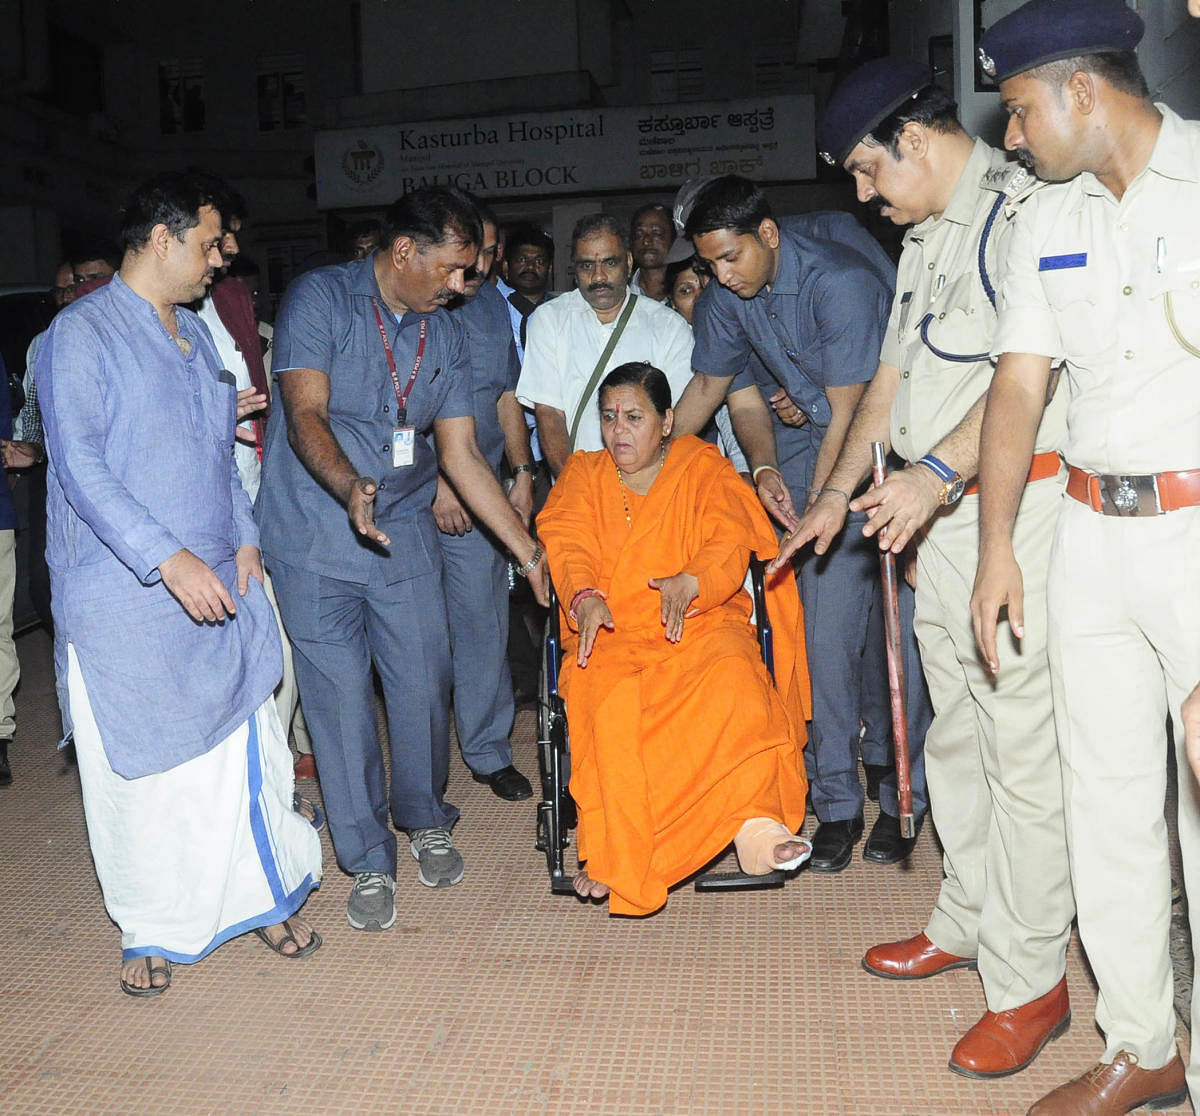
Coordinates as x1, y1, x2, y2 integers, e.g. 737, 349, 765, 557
538, 435, 810, 916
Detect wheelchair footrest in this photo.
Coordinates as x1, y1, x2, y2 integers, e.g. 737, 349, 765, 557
550, 875, 579, 895
694, 869, 787, 892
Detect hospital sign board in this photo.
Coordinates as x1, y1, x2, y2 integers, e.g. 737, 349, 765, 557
314, 94, 816, 208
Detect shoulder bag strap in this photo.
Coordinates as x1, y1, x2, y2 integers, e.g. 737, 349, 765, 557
567, 294, 638, 452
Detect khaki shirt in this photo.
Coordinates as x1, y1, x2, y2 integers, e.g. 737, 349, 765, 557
994, 105, 1200, 474
887, 139, 1067, 463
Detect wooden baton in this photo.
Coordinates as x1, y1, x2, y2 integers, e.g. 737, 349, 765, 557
870, 442, 915, 838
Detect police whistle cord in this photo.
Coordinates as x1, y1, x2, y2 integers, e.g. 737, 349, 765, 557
871, 442, 915, 838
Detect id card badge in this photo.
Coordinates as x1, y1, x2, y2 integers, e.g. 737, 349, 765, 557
392, 425, 415, 468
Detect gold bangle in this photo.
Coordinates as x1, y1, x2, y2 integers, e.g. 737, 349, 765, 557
752, 464, 783, 484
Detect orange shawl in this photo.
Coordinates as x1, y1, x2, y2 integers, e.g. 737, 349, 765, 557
538, 435, 809, 915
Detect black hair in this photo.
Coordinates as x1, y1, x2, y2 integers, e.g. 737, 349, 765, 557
1031, 50, 1149, 100
665, 257, 701, 295
73, 240, 123, 271
504, 223, 553, 261
861, 84, 965, 157
185, 166, 247, 227
120, 169, 229, 252
631, 203, 672, 230
462, 191, 498, 231
571, 213, 629, 255
379, 186, 482, 252
683, 176, 772, 239
598, 362, 673, 418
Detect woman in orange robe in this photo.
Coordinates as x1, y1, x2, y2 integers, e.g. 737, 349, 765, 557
538, 362, 811, 916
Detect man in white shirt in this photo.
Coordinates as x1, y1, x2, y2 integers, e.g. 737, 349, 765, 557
516, 214, 693, 475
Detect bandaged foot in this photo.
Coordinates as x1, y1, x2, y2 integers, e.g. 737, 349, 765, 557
734, 817, 813, 875
572, 866, 610, 900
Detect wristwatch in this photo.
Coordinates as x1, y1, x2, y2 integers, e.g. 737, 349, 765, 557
916, 454, 965, 506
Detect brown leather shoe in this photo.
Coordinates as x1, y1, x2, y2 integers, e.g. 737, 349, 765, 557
294, 753, 318, 781
862, 932, 977, 980
949, 977, 1069, 1079
1027, 1051, 1187, 1114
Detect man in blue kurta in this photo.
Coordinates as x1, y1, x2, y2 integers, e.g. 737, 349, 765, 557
672, 175, 932, 872
438, 205, 535, 801
36, 170, 323, 998
258, 187, 547, 932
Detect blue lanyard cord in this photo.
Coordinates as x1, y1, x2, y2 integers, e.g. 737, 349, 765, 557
917, 313, 991, 363
916, 191, 1008, 364
976, 191, 1005, 310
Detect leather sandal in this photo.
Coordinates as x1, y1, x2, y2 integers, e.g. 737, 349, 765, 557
253, 918, 322, 959
120, 957, 172, 998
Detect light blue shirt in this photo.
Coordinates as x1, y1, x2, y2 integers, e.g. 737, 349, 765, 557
450, 280, 521, 470
35, 272, 282, 778
692, 213, 895, 492
258, 258, 472, 586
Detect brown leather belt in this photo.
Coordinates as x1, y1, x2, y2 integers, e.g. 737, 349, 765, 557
1066, 464, 1200, 516
963, 451, 1061, 497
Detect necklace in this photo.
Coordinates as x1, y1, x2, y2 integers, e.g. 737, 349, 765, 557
614, 444, 667, 528
616, 466, 633, 527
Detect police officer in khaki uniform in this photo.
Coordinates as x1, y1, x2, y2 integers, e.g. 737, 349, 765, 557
971, 0, 1200, 1111
777, 57, 1074, 1080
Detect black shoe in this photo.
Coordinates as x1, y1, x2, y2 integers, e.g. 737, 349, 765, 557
863, 763, 891, 802
472, 764, 533, 801
862, 811, 923, 865
808, 817, 864, 873
0, 739, 9, 787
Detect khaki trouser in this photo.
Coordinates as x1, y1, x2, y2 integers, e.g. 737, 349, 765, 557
0, 530, 16, 738
1048, 497, 1200, 1081
918, 478, 1074, 1012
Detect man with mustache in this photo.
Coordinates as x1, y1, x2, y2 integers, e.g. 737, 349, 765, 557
971, 0, 1200, 1110
259, 187, 548, 930
774, 56, 1073, 1080
497, 225, 554, 359
516, 213, 693, 476
628, 202, 675, 303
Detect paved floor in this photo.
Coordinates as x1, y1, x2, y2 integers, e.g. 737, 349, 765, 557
0, 628, 1191, 1115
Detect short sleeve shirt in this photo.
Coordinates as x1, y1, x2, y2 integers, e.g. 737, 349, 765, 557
258, 257, 472, 585
450, 280, 521, 470
691, 220, 895, 478
993, 106, 1200, 474
886, 139, 1066, 462
516, 288, 694, 452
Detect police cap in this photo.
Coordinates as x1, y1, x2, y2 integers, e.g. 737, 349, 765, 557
978, 0, 1144, 84
816, 58, 932, 168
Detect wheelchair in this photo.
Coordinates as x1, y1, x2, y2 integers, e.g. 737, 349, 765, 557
534, 553, 792, 896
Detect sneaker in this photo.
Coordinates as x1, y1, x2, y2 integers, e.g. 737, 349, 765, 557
346, 871, 396, 931
409, 827, 464, 888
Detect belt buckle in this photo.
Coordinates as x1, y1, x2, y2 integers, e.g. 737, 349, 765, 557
1098, 473, 1159, 516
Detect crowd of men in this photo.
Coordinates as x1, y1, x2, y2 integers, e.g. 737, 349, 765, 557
9, 0, 1200, 1111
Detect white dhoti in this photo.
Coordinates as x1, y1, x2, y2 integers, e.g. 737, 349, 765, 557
68, 645, 323, 962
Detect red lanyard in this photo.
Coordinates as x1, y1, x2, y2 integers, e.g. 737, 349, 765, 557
371, 298, 426, 424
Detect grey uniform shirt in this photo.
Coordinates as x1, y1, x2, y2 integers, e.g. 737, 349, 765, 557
258, 258, 472, 586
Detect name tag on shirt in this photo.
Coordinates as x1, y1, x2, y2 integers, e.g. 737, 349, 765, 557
392, 426, 415, 468
1039, 253, 1087, 271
